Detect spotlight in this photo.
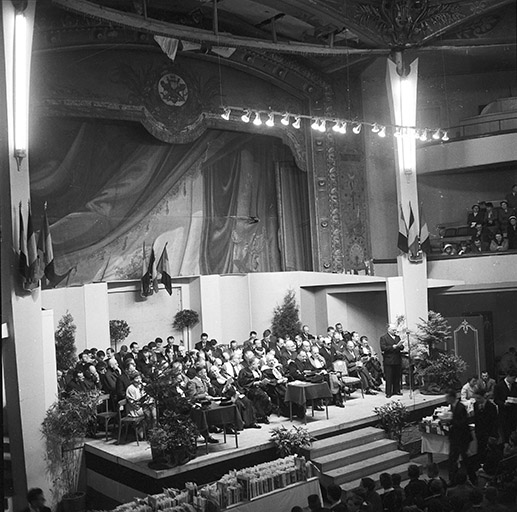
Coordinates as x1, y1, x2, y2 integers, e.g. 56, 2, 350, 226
339, 122, 347, 134
241, 110, 251, 123
281, 113, 290, 126
419, 129, 428, 142
252, 111, 262, 126
441, 131, 449, 141
371, 123, 380, 133
311, 118, 320, 130
352, 123, 362, 134
432, 129, 441, 140
292, 117, 301, 129
394, 127, 402, 137
378, 126, 386, 138
318, 120, 326, 132
266, 113, 275, 127
221, 107, 231, 121
332, 121, 341, 133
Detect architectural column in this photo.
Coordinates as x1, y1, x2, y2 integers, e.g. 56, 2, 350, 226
386, 56, 428, 331
1, 2, 55, 509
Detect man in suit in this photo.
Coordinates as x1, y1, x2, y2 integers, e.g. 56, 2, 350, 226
493, 368, 517, 443
194, 332, 210, 352
326, 484, 346, 511
379, 323, 404, 398
472, 387, 498, 466
446, 389, 475, 484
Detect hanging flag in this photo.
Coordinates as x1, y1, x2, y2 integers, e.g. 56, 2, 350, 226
156, 243, 172, 295
37, 204, 75, 288
18, 203, 29, 284
26, 202, 39, 290
419, 206, 431, 254
140, 241, 155, 298
408, 202, 419, 258
397, 204, 408, 253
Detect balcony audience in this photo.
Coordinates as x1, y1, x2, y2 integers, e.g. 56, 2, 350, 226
505, 184, 517, 210
467, 204, 485, 230
490, 232, 509, 252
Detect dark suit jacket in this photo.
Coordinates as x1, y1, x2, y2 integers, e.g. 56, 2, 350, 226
474, 400, 498, 440
449, 400, 472, 450
494, 379, 517, 408
379, 333, 402, 366
319, 345, 336, 367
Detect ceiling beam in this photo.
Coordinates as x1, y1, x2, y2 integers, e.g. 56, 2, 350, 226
52, 0, 390, 56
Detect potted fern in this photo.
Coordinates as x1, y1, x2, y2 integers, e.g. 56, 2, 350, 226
270, 425, 314, 457
41, 390, 101, 510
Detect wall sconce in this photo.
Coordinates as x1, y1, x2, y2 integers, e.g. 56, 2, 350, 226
13, 1, 29, 171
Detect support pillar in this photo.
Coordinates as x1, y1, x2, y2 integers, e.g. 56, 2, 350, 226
386, 56, 428, 331
1, 2, 55, 509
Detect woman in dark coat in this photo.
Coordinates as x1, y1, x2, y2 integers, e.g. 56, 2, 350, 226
237, 357, 272, 423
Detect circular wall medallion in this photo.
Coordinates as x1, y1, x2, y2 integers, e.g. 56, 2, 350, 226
349, 243, 364, 265
157, 73, 188, 106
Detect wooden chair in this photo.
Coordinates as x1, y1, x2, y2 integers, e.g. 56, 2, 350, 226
96, 393, 117, 441
117, 399, 146, 445
332, 360, 364, 401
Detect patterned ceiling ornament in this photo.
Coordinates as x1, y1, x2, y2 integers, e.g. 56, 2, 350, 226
450, 14, 501, 38
354, 0, 464, 47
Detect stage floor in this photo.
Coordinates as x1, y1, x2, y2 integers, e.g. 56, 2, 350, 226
85, 390, 444, 505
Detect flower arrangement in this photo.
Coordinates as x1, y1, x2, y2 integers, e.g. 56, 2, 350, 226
109, 319, 131, 351
270, 425, 314, 457
374, 400, 409, 447
172, 309, 200, 330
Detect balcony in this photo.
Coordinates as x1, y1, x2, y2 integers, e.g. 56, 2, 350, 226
417, 97, 517, 174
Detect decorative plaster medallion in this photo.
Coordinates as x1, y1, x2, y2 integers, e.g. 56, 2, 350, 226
349, 242, 365, 266
157, 73, 188, 107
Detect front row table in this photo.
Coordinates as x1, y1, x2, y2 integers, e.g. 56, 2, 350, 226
420, 425, 477, 464
285, 381, 332, 422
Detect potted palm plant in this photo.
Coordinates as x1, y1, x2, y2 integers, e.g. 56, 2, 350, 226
41, 390, 101, 511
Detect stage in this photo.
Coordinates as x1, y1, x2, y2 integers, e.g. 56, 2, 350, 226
84, 390, 444, 508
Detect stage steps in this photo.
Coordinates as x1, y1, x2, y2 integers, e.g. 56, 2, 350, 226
307, 426, 412, 488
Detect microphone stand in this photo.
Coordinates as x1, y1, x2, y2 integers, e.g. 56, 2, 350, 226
407, 331, 413, 400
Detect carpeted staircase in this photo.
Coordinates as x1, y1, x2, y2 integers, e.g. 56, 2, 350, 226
305, 426, 418, 491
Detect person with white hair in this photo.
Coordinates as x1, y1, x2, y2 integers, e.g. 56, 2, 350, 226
380, 323, 404, 398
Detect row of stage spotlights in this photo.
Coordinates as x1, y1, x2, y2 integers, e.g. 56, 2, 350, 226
220, 107, 449, 142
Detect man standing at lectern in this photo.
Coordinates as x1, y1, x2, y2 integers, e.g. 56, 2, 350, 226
380, 323, 404, 398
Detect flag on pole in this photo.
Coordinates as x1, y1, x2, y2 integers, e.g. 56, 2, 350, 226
397, 203, 408, 253
156, 243, 172, 295
37, 204, 73, 287
408, 202, 419, 258
140, 241, 156, 298
26, 203, 39, 290
419, 206, 431, 254
18, 203, 29, 284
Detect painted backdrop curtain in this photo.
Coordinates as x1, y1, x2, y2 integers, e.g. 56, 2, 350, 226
29, 119, 309, 285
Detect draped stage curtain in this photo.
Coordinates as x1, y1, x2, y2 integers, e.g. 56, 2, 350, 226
29, 119, 311, 285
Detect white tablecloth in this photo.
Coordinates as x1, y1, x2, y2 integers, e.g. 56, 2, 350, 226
226, 477, 321, 512
421, 431, 477, 456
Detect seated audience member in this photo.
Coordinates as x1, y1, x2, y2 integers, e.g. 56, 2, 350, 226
252, 337, 267, 361
341, 340, 377, 394
467, 204, 485, 230
478, 370, 496, 399
228, 339, 239, 356
482, 486, 507, 512
358, 335, 384, 388
301, 324, 315, 342
506, 184, 517, 210
391, 474, 405, 506
209, 338, 224, 361
84, 363, 101, 389
457, 241, 471, 256
471, 237, 483, 253
425, 463, 447, 494
222, 352, 243, 380
503, 430, 517, 458
237, 356, 272, 423
496, 200, 515, 233
186, 365, 214, 402
242, 331, 258, 352
462, 489, 484, 512
125, 372, 155, 435
482, 436, 503, 475
424, 479, 451, 512
24, 488, 51, 512
136, 346, 154, 378
404, 465, 428, 506
270, 337, 285, 362
484, 202, 499, 233
66, 369, 95, 394
379, 473, 402, 512
307, 493, 330, 512
470, 223, 492, 251
195, 332, 210, 352
261, 354, 290, 415
116, 359, 136, 400
507, 215, 517, 249
460, 375, 479, 402
95, 350, 106, 362
326, 484, 347, 511
442, 243, 457, 256
490, 232, 509, 252
115, 345, 128, 366
280, 339, 299, 366
128, 342, 140, 361
319, 337, 336, 368
360, 477, 382, 512
447, 470, 473, 503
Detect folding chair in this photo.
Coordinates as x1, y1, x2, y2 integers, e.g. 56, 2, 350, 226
96, 393, 117, 441
117, 399, 146, 445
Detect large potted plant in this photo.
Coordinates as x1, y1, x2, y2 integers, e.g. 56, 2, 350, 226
41, 390, 101, 511
271, 290, 302, 340
374, 400, 410, 448
415, 353, 467, 394
55, 312, 77, 372
172, 309, 199, 349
